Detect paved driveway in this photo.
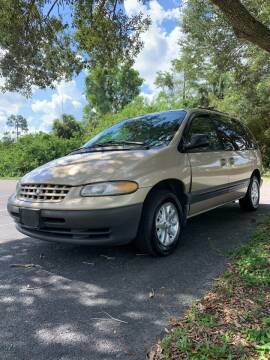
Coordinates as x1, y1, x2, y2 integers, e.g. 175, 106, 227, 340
0, 179, 270, 360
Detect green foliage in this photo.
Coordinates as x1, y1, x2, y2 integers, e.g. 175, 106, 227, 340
232, 218, 270, 287
171, 0, 270, 167
0, 0, 150, 95
245, 325, 270, 354
74, 1, 150, 68
84, 96, 152, 138
84, 64, 143, 116
0, 133, 81, 177
1, 132, 14, 145
154, 71, 175, 93
52, 114, 82, 139
189, 308, 217, 328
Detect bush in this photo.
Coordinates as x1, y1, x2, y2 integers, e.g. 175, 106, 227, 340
0, 133, 82, 177
1, 95, 269, 178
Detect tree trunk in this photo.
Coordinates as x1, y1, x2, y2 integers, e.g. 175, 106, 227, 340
211, 0, 270, 54
16, 123, 19, 140
183, 70, 186, 102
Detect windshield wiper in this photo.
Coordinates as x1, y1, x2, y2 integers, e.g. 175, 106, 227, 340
68, 141, 150, 155
68, 143, 114, 154
95, 140, 150, 148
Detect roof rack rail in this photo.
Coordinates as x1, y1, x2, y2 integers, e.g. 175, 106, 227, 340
197, 106, 230, 116
197, 106, 215, 111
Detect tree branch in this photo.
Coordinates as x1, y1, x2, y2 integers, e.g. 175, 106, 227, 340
46, 0, 60, 19
112, 0, 118, 19
210, 0, 270, 53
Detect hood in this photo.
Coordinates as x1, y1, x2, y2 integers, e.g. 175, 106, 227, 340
21, 149, 156, 186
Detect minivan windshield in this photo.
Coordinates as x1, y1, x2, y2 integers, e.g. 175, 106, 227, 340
83, 110, 186, 150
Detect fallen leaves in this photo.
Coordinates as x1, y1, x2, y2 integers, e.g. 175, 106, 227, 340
90, 311, 128, 324
25, 283, 52, 291
150, 226, 270, 360
100, 254, 115, 260
82, 261, 95, 266
149, 288, 155, 299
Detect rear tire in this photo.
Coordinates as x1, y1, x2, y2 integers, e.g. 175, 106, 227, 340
135, 189, 184, 256
239, 176, 260, 211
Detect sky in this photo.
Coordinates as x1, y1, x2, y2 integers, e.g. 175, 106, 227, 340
0, 0, 182, 135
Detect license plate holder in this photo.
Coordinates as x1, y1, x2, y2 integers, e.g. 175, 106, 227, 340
20, 208, 41, 229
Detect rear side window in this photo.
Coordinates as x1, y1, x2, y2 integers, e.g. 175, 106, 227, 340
214, 116, 250, 151
186, 115, 223, 152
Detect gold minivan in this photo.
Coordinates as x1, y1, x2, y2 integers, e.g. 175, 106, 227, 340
7, 108, 262, 256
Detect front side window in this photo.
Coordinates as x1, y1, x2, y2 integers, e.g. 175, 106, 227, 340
83, 110, 187, 149
185, 115, 223, 152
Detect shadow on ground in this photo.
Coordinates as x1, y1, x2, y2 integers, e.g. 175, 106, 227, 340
0, 203, 270, 360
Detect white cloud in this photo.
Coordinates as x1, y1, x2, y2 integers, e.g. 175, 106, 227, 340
31, 80, 85, 131
0, 78, 85, 136
125, 0, 182, 94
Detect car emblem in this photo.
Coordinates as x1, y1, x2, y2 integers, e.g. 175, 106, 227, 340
35, 188, 42, 196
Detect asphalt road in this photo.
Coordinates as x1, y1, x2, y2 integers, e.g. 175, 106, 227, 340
0, 179, 270, 360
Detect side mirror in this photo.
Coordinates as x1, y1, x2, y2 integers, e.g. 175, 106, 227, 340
183, 134, 210, 152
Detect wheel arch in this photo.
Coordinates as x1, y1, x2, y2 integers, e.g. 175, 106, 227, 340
251, 169, 261, 184
142, 178, 189, 218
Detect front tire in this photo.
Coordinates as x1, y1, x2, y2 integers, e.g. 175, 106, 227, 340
135, 189, 184, 256
239, 176, 260, 211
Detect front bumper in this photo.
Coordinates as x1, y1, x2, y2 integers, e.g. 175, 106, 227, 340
7, 203, 143, 245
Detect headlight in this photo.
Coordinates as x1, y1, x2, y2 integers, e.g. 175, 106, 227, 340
81, 181, 138, 197
16, 180, 21, 193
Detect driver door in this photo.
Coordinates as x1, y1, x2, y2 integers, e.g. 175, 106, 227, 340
185, 114, 231, 216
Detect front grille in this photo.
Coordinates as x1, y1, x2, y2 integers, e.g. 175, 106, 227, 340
18, 183, 71, 202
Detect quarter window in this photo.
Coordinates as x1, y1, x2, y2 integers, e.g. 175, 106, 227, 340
239, 122, 258, 149
231, 119, 253, 150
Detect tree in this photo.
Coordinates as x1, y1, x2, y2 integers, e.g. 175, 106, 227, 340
210, 0, 270, 53
154, 69, 186, 106
84, 63, 143, 116
52, 114, 82, 139
154, 71, 175, 94
0, 0, 150, 95
176, 0, 270, 166
1, 131, 14, 144
6, 114, 28, 140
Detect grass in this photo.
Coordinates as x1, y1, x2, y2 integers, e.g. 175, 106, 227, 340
0, 176, 20, 180
151, 217, 270, 360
